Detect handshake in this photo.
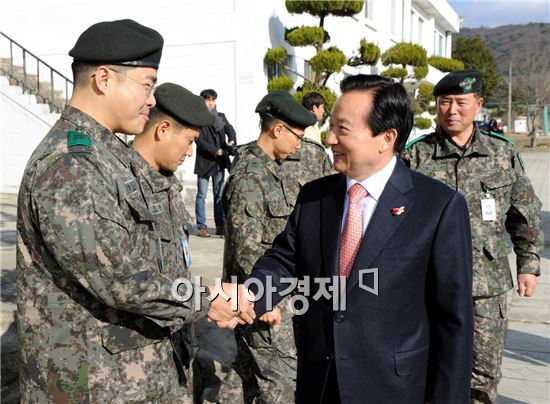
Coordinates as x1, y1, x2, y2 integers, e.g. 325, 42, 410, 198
205, 283, 256, 329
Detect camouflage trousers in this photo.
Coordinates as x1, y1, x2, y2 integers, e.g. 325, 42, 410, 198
471, 293, 508, 404
217, 306, 296, 404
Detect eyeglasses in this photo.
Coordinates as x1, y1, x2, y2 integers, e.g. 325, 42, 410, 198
283, 125, 304, 144
108, 67, 156, 97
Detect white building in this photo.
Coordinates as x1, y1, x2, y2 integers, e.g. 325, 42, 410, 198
0, 0, 460, 191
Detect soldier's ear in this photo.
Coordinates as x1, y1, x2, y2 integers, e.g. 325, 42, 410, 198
92, 66, 110, 95
155, 120, 172, 142
272, 123, 284, 139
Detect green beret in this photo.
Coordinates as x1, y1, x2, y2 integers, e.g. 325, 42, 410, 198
433, 70, 484, 96
69, 19, 163, 69
154, 83, 215, 127
255, 91, 316, 129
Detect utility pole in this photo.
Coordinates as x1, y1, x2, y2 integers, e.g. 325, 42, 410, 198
508, 60, 513, 133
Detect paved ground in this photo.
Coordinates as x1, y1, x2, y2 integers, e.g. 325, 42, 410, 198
1, 152, 549, 403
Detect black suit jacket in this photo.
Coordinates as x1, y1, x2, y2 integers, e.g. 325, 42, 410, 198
248, 158, 473, 404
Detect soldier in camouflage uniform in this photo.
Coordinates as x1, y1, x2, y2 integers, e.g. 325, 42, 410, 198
16, 20, 251, 403
281, 137, 333, 208
402, 70, 542, 404
281, 91, 332, 206
217, 92, 316, 403
131, 82, 219, 399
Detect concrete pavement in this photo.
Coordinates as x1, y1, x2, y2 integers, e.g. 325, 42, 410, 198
1, 152, 549, 403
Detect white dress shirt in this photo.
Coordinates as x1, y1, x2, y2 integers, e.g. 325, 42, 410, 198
341, 155, 397, 235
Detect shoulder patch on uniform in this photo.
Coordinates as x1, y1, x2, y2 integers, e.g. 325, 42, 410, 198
246, 159, 260, 174
405, 133, 431, 150
67, 130, 92, 148
484, 130, 515, 145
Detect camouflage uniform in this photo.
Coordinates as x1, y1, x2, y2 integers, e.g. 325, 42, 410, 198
16, 106, 208, 402
403, 125, 542, 404
281, 137, 333, 207
218, 142, 295, 404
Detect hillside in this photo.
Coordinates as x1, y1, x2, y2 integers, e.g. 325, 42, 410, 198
455, 23, 550, 78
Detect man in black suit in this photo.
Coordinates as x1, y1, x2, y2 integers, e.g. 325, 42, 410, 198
245, 75, 474, 403
194, 89, 237, 237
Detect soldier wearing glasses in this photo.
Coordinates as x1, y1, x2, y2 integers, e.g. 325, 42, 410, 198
219, 92, 316, 403
15, 20, 251, 403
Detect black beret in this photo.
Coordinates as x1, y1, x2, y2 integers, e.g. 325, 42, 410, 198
154, 83, 214, 127
433, 70, 484, 96
69, 19, 163, 69
255, 91, 317, 129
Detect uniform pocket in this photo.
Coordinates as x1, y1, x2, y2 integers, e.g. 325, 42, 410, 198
100, 323, 163, 355
483, 238, 510, 260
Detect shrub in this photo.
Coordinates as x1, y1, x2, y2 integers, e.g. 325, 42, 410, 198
380, 67, 408, 80
285, 26, 325, 47
415, 117, 432, 130
414, 65, 428, 80
428, 56, 464, 72
309, 46, 347, 74
286, 0, 364, 18
381, 42, 427, 67
264, 47, 287, 65
267, 75, 295, 92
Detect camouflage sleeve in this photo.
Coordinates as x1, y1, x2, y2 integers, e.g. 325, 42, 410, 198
32, 153, 205, 322
505, 150, 543, 275
222, 174, 265, 283
399, 146, 415, 168
322, 151, 333, 176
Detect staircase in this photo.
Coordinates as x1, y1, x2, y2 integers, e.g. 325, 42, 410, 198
0, 31, 72, 113
0, 32, 72, 193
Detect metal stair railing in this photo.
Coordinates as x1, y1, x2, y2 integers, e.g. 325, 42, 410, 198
0, 31, 73, 113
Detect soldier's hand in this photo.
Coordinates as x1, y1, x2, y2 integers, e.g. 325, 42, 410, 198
517, 273, 538, 297
259, 306, 281, 326
206, 283, 256, 329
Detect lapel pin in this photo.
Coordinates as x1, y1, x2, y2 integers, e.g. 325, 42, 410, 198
392, 206, 405, 216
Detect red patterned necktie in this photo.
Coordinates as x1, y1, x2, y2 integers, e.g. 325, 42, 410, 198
339, 183, 368, 278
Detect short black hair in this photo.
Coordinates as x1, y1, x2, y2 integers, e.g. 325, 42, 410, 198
142, 106, 185, 133
71, 61, 98, 85
258, 112, 281, 133
340, 74, 413, 154
200, 89, 217, 99
301, 92, 326, 111
71, 62, 132, 87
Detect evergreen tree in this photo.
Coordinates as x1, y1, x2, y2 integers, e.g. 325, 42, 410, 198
452, 37, 500, 99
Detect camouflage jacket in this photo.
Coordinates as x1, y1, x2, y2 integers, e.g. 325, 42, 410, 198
130, 150, 195, 277
222, 142, 293, 282
16, 106, 207, 402
402, 125, 542, 297
281, 137, 333, 208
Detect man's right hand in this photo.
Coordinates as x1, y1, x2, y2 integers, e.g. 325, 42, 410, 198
259, 306, 281, 326
206, 283, 256, 329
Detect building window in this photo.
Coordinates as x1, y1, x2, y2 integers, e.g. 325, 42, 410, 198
304, 60, 313, 81
391, 0, 402, 37
364, 0, 374, 20
267, 55, 292, 80
418, 18, 423, 44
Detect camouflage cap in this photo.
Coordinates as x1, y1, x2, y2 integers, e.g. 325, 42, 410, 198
433, 70, 484, 96
69, 19, 163, 69
255, 91, 317, 129
154, 83, 215, 127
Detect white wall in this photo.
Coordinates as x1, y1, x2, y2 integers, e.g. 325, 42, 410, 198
0, 77, 59, 193
0, 0, 460, 187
